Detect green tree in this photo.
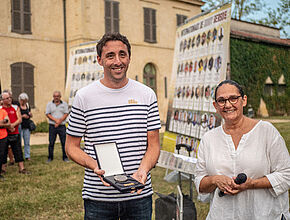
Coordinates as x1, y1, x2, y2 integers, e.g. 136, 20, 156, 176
202, 0, 264, 20
256, 0, 290, 38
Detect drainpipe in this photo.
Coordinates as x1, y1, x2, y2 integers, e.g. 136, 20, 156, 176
63, 0, 68, 85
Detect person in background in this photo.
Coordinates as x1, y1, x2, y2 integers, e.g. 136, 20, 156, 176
2, 89, 16, 166
18, 93, 32, 161
46, 91, 69, 162
0, 96, 11, 180
0, 92, 28, 174
194, 80, 290, 220
65, 33, 161, 219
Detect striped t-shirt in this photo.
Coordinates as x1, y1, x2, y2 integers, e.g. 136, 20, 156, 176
67, 79, 161, 202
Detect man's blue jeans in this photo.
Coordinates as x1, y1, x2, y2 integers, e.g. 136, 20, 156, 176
84, 195, 152, 220
48, 124, 67, 160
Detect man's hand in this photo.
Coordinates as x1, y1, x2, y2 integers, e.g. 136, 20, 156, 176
54, 119, 62, 128
132, 169, 147, 194
8, 124, 15, 132
93, 167, 110, 187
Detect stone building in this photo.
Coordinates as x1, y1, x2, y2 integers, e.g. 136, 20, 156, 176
0, 0, 204, 124
230, 19, 290, 116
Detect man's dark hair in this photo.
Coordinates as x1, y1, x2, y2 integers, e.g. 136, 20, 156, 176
96, 33, 131, 58
214, 80, 244, 101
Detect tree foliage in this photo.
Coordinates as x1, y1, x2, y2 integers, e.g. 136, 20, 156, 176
256, 0, 290, 38
230, 38, 290, 116
202, 0, 289, 38
202, 0, 264, 20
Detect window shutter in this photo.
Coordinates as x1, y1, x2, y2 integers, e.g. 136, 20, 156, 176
10, 62, 35, 107
177, 14, 181, 26
12, 0, 21, 32
23, 13, 31, 32
23, 63, 34, 107
152, 9, 156, 42
105, 1, 112, 33
11, 0, 31, 34
144, 8, 150, 41
11, 63, 22, 85
13, 0, 21, 10
105, 1, 119, 33
23, 63, 34, 85
177, 14, 187, 26
23, 0, 31, 33
12, 12, 21, 31
144, 8, 156, 43
113, 2, 119, 33
11, 63, 22, 101
23, 0, 30, 12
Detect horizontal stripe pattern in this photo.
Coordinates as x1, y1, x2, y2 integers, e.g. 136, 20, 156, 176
67, 82, 161, 202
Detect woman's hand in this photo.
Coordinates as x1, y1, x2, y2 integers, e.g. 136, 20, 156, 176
221, 176, 255, 195
214, 175, 236, 195
230, 176, 255, 194
22, 114, 30, 119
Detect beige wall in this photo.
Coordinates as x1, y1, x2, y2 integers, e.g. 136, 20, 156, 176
0, 0, 65, 122
0, 0, 203, 124
231, 19, 280, 39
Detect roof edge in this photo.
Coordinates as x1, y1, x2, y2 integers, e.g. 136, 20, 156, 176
231, 30, 290, 47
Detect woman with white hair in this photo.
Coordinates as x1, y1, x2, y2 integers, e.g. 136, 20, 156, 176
18, 93, 32, 161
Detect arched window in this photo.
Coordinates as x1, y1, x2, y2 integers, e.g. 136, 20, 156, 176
278, 74, 286, 96
10, 62, 35, 107
143, 63, 156, 93
264, 76, 273, 96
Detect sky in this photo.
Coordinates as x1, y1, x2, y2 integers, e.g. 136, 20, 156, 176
244, 0, 289, 38
202, 0, 289, 38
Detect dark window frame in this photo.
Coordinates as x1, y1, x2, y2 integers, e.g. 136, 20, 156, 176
10, 62, 35, 107
105, 0, 120, 33
176, 14, 187, 26
143, 7, 156, 43
264, 84, 274, 96
11, 0, 32, 34
277, 84, 286, 96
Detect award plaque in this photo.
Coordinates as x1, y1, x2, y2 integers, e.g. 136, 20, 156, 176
93, 142, 144, 192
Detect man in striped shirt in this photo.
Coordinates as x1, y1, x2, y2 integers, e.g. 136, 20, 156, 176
65, 33, 161, 219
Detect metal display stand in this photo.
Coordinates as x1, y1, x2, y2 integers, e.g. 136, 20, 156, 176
175, 144, 194, 200
176, 185, 183, 220
156, 146, 197, 220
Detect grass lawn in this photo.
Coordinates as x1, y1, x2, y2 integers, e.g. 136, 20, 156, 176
0, 122, 289, 219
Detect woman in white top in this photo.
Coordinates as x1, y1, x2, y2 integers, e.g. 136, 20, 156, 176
194, 80, 290, 220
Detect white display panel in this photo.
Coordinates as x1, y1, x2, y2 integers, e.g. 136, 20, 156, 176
94, 142, 124, 177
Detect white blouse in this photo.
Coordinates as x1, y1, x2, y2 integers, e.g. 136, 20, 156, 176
194, 120, 290, 220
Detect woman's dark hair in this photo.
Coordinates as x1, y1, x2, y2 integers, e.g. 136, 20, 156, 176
96, 32, 131, 58
214, 80, 244, 101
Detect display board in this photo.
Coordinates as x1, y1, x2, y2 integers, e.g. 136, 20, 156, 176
157, 150, 196, 175
163, 4, 231, 154
64, 41, 104, 105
